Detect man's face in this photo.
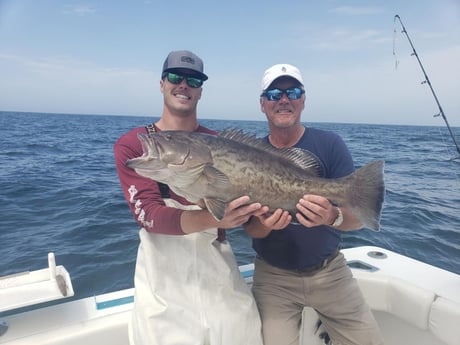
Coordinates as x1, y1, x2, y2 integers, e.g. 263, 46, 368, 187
160, 71, 203, 115
260, 77, 305, 129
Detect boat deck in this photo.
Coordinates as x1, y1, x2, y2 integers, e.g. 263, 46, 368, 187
1, 246, 459, 345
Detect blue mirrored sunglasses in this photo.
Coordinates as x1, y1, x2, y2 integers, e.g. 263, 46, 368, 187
163, 72, 204, 88
261, 87, 305, 101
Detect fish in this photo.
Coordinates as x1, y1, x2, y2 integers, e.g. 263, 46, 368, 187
126, 129, 385, 231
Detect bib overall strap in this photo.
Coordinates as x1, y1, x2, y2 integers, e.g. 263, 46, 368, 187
145, 123, 170, 199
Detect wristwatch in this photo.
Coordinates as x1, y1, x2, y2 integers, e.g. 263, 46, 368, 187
330, 207, 343, 227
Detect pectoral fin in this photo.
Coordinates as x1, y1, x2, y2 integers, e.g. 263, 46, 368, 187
202, 166, 231, 187
200, 166, 232, 220
204, 199, 228, 221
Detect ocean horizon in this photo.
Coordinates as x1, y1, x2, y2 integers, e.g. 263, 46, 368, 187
3, 110, 459, 128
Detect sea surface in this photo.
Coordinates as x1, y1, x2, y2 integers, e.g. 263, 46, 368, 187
1, 111, 459, 305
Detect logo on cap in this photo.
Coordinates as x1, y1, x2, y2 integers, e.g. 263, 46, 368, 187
181, 56, 195, 65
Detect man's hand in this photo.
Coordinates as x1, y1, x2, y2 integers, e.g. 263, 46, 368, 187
243, 208, 291, 239
295, 194, 337, 228
257, 208, 291, 230
217, 196, 269, 229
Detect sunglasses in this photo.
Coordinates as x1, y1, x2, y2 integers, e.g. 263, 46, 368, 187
163, 72, 204, 88
261, 87, 305, 101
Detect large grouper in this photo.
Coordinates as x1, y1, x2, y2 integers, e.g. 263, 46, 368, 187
126, 129, 385, 231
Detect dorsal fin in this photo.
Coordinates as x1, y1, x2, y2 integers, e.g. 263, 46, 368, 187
219, 128, 323, 177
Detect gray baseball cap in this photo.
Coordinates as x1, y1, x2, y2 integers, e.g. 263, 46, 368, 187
162, 50, 208, 81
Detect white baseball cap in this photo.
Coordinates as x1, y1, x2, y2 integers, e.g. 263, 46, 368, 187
261, 64, 304, 91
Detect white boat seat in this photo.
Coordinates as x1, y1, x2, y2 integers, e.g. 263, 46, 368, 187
429, 296, 460, 345
353, 271, 435, 330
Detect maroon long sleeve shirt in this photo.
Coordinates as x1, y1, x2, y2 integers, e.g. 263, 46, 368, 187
114, 125, 217, 235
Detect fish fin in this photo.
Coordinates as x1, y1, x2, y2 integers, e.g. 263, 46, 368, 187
219, 128, 260, 143
202, 166, 232, 187
347, 160, 385, 231
199, 166, 232, 220
204, 198, 227, 221
195, 199, 207, 209
278, 147, 324, 177
219, 128, 323, 176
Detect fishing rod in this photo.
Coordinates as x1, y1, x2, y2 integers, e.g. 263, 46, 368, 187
393, 14, 460, 160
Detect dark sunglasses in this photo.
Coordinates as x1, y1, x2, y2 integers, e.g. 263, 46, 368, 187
163, 72, 204, 88
261, 87, 305, 101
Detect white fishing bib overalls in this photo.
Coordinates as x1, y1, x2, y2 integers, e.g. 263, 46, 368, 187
128, 199, 263, 345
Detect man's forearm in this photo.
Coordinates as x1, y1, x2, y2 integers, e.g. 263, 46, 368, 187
180, 209, 219, 234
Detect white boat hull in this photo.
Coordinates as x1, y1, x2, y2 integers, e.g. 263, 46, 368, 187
1, 246, 459, 345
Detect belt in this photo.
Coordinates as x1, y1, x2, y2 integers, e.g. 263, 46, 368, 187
293, 249, 340, 274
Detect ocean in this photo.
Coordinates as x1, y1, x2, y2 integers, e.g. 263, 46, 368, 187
1, 111, 459, 303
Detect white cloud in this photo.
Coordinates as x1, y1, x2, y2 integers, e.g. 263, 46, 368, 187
0, 53, 158, 116
1, 42, 458, 126
304, 44, 460, 126
309, 29, 389, 51
62, 4, 96, 16
330, 6, 385, 16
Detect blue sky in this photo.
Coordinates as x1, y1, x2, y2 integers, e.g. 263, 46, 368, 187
1, 0, 459, 126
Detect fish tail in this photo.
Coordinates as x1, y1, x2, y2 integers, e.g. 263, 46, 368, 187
347, 160, 385, 231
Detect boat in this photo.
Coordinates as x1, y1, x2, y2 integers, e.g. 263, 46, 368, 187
1, 245, 459, 345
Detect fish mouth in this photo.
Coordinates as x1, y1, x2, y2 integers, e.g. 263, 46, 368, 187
140, 133, 160, 160
125, 133, 160, 169
126, 133, 190, 169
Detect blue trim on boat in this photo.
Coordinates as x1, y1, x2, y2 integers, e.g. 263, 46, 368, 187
241, 269, 254, 278
96, 296, 134, 310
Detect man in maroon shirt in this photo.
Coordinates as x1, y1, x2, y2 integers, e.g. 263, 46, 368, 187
114, 50, 265, 345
